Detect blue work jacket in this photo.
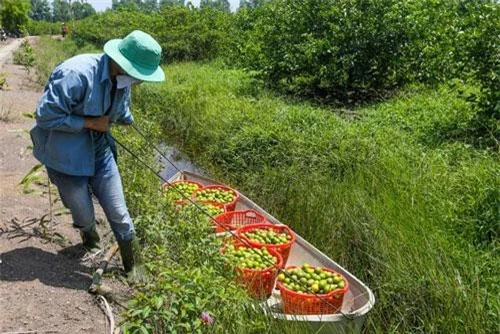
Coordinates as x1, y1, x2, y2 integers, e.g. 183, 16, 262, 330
30, 53, 134, 176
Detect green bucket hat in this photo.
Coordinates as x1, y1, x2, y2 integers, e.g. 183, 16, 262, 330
104, 30, 165, 82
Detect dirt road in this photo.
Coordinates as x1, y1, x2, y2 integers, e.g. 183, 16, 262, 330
0, 38, 122, 334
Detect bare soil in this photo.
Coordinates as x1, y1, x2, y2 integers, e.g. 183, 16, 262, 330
0, 38, 127, 334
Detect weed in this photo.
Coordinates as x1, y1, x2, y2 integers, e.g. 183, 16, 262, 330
0, 105, 14, 122
13, 38, 35, 74
0, 72, 7, 90
0, 90, 15, 122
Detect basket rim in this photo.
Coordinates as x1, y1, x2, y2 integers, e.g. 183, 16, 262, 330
236, 223, 296, 247
276, 265, 349, 298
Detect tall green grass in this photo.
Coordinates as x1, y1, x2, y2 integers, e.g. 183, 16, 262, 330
134, 63, 499, 333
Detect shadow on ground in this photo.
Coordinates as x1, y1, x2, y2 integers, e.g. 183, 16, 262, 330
0, 245, 93, 291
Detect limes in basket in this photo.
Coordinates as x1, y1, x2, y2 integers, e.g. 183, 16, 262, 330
196, 188, 236, 204
199, 202, 225, 216
243, 228, 292, 245
181, 202, 225, 217
223, 245, 278, 270
278, 264, 346, 295
164, 182, 201, 201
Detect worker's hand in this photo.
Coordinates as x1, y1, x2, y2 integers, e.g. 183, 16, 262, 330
84, 116, 110, 132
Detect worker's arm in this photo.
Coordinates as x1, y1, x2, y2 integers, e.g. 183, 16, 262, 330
85, 116, 110, 132
35, 69, 89, 133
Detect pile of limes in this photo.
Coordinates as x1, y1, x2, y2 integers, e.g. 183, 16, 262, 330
199, 202, 225, 216
224, 244, 278, 270
182, 202, 225, 217
243, 228, 292, 245
278, 264, 345, 294
196, 188, 236, 204
164, 182, 201, 201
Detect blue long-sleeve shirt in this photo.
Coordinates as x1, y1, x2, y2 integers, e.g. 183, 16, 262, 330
30, 53, 134, 176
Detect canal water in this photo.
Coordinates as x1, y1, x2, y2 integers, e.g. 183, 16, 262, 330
159, 145, 205, 181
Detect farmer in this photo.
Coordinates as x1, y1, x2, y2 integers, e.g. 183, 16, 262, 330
30, 30, 165, 282
61, 23, 69, 38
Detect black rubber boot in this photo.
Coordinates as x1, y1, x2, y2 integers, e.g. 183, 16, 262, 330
79, 225, 101, 253
118, 237, 144, 284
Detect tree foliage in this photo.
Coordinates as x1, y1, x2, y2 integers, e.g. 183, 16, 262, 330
230, 0, 499, 112
0, 0, 30, 32
29, 0, 51, 21
239, 0, 266, 10
26, 18, 62, 34
160, 0, 185, 7
113, 0, 159, 12
71, 1, 96, 20
26, 0, 95, 22
200, 0, 230, 12
51, 0, 71, 22
74, 6, 233, 62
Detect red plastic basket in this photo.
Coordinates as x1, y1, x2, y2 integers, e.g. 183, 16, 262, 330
236, 223, 296, 266
221, 244, 283, 298
213, 210, 267, 233
276, 266, 349, 315
193, 185, 239, 212
162, 180, 203, 203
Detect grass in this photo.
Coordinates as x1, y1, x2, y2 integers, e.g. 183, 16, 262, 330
133, 62, 499, 333
0, 95, 14, 123
29, 38, 499, 333
30, 36, 99, 86
0, 74, 13, 122
0, 71, 7, 90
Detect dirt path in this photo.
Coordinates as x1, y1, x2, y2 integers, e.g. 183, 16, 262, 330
0, 38, 124, 334
0, 39, 22, 64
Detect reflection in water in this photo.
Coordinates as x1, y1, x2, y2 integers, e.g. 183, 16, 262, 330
159, 145, 205, 181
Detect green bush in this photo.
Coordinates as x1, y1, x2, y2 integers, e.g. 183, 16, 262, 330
457, 1, 500, 148
0, 0, 30, 33
12, 38, 35, 73
73, 7, 234, 63
25, 19, 62, 35
230, 0, 499, 106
